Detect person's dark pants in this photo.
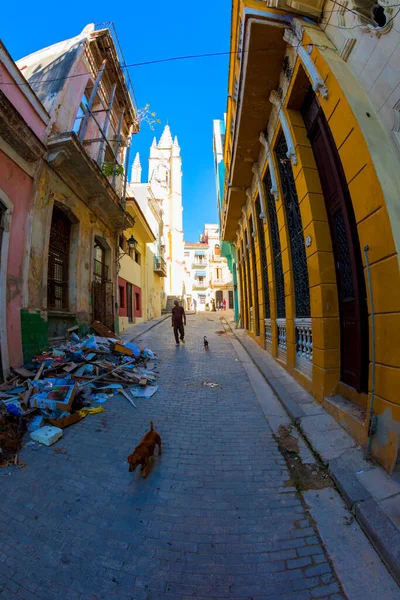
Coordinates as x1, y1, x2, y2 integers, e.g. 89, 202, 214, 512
174, 324, 184, 343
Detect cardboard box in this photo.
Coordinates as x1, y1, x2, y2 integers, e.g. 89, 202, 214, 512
30, 379, 77, 412
47, 412, 83, 429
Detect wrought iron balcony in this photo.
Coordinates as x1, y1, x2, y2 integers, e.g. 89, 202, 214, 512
192, 260, 208, 268
192, 280, 208, 290
154, 256, 167, 277
210, 278, 231, 286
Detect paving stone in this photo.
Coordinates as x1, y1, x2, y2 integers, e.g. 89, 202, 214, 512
1, 314, 345, 599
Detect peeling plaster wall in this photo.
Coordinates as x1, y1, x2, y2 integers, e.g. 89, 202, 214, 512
0, 63, 47, 141
22, 163, 118, 359
0, 148, 34, 368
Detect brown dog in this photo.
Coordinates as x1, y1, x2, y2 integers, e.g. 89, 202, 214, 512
127, 421, 162, 478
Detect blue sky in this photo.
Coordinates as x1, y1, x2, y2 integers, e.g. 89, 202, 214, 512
2, 0, 231, 242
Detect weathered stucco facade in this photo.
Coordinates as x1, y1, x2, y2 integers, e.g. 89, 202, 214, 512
16, 24, 137, 359
223, 0, 400, 473
0, 41, 48, 379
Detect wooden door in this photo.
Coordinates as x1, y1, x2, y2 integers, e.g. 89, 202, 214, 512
229, 290, 234, 309
126, 283, 133, 323
302, 91, 368, 393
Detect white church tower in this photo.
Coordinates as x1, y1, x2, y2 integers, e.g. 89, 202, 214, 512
148, 125, 185, 297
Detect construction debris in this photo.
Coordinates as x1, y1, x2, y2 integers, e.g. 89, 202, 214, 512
0, 321, 160, 466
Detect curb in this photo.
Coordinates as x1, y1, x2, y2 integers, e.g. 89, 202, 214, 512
223, 318, 400, 587
126, 314, 170, 342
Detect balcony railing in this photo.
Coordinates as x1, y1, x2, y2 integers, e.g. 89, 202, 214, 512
192, 260, 207, 268
192, 280, 208, 290
154, 256, 167, 277
210, 278, 232, 286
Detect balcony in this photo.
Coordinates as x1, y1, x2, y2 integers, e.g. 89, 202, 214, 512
192, 260, 208, 268
192, 280, 208, 290
154, 256, 167, 277
47, 132, 134, 230
210, 278, 232, 287
223, 10, 288, 239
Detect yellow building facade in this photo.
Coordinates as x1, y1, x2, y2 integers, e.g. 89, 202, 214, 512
223, 0, 400, 473
118, 197, 164, 331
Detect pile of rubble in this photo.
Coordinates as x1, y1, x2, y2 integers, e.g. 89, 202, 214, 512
0, 321, 159, 462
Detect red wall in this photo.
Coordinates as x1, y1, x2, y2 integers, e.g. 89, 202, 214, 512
134, 285, 141, 318
0, 148, 34, 368
118, 276, 127, 317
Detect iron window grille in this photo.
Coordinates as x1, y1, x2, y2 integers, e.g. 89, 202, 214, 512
276, 133, 310, 318
47, 207, 71, 310
264, 169, 286, 319
255, 197, 270, 319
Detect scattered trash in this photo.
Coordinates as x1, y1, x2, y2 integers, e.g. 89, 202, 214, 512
30, 425, 63, 447
0, 319, 160, 468
79, 406, 106, 417
129, 385, 159, 399
203, 382, 219, 388
27, 415, 45, 432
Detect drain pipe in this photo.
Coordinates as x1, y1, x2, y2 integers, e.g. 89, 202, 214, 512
364, 245, 378, 459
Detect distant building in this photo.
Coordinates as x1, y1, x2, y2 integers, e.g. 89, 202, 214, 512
184, 224, 233, 311
119, 152, 165, 330
213, 118, 239, 323
148, 125, 185, 303
16, 23, 137, 358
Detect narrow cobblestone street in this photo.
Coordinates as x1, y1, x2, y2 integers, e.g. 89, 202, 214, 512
0, 313, 372, 599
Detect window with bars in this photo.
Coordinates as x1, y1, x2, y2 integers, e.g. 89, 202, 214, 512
276, 133, 310, 318
94, 242, 108, 283
47, 207, 71, 310
249, 216, 260, 335
255, 197, 270, 319
265, 169, 286, 319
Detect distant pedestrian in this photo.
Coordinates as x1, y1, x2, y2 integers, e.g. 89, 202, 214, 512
193, 298, 197, 314
172, 300, 186, 346
211, 299, 216, 312
223, 299, 226, 311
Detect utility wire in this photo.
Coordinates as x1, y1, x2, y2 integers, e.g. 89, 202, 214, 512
2, 43, 331, 88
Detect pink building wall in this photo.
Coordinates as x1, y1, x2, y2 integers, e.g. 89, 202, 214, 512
0, 63, 47, 141
0, 148, 34, 368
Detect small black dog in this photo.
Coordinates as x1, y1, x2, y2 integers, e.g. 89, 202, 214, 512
204, 336, 209, 351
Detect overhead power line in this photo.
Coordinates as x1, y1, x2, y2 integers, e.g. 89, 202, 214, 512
2, 43, 331, 88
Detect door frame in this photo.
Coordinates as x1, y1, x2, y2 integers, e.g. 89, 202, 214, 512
126, 283, 133, 323
302, 90, 369, 393
0, 190, 13, 379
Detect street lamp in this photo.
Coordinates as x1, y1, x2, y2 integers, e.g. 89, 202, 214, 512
127, 235, 138, 250
117, 234, 138, 273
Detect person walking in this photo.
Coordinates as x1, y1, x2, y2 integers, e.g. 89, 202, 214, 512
193, 298, 197, 314
172, 300, 186, 346
223, 298, 227, 311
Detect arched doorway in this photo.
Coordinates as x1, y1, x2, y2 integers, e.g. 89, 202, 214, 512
301, 89, 369, 393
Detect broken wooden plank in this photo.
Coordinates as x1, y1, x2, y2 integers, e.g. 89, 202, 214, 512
113, 343, 133, 357
138, 377, 147, 387
12, 367, 36, 378
120, 389, 137, 409
90, 321, 123, 341
34, 363, 45, 380
63, 362, 79, 373
77, 358, 137, 388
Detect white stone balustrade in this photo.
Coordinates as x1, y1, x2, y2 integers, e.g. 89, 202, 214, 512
265, 318, 272, 346
295, 318, 313, 376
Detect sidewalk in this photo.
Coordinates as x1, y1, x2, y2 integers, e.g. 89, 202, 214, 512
223, 317, 400, 586
119, 313, 170, 342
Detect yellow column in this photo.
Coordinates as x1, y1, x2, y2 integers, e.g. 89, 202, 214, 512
270, 137, 296, 371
